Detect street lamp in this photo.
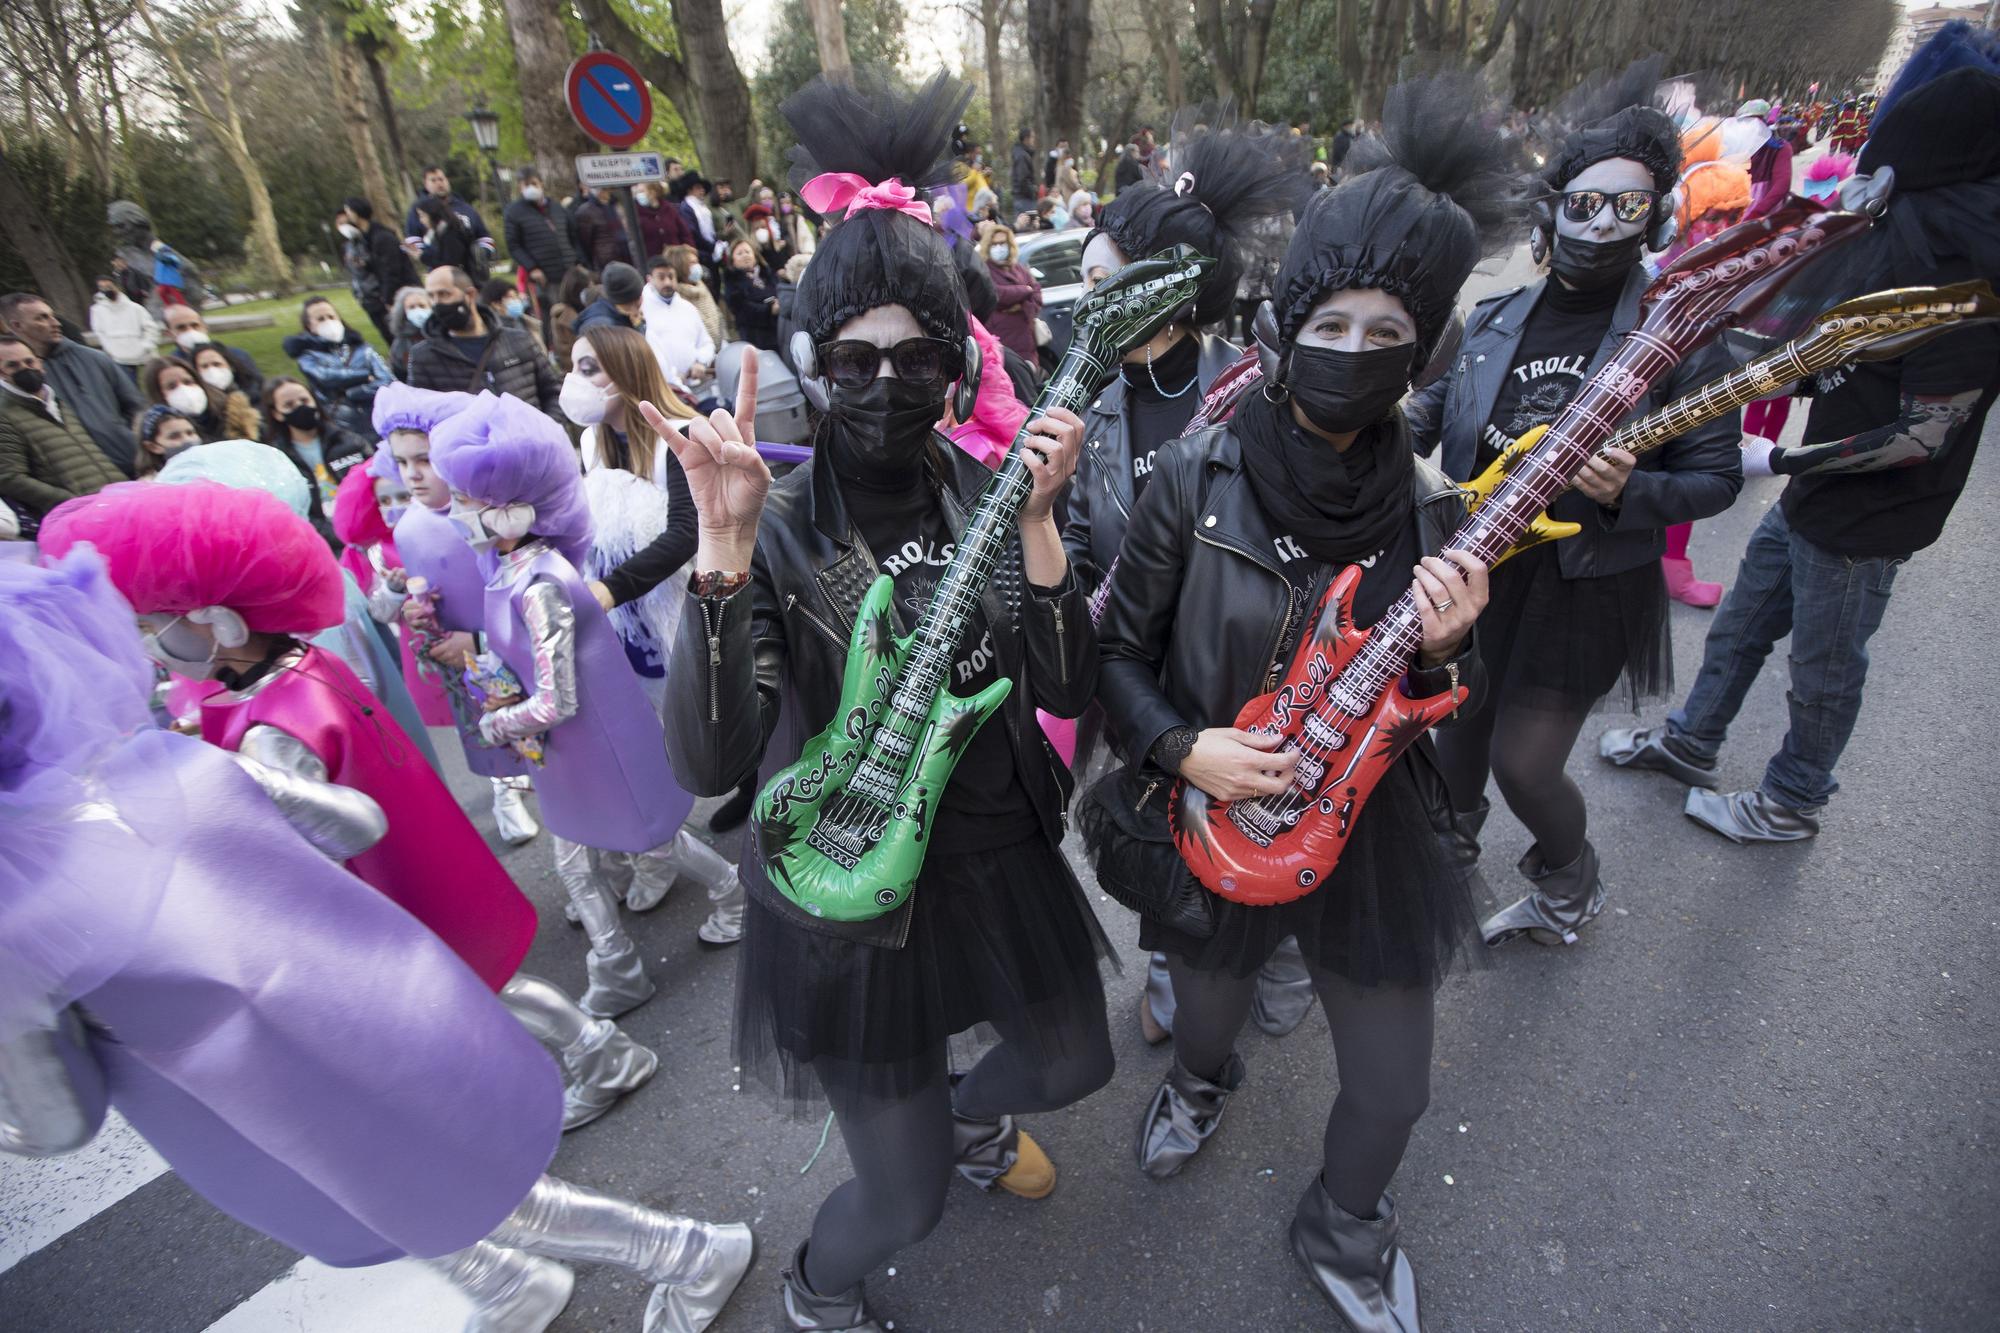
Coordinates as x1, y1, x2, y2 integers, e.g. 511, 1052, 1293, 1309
465, 102, 504, 210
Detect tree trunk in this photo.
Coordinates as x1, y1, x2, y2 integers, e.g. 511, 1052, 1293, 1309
497, 0, 594, 189
1194, 0, 1238, 104
361, 43, 416, 202
324, 21, 395, 222
981, 0, 1011, 176
1024, 0, 1090, 151
1358, 0, 1408, 121
1338, 0, 1362, 115
0, 145, 89, 321
571, 0, 760, 188
81, 0, 138, 197
1139, 1, 1184, 111
1239, 0, 1278, 115
803, 0, 850, 80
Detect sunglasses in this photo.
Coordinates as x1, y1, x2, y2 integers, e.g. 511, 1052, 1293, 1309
818, 337, 965, 391
1558, 188, 1659, 226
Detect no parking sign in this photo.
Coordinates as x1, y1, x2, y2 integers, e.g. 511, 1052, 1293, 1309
565, 51, 653, 149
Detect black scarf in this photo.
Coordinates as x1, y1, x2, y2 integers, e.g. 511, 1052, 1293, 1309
1234, 387, 1413, 565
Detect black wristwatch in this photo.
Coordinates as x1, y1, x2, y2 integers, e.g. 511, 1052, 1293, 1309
1150, 724, 1198, 775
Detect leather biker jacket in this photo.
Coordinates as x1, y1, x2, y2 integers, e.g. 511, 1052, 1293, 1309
1063, 332, 1242, 592
664, 434, 1097, 949
1095, 414, 1486, 824
1402, 265, 1743, 579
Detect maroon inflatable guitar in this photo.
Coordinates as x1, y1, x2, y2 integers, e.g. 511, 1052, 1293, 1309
1171, 196, 1877, 906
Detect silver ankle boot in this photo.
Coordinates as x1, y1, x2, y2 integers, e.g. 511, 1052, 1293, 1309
1136, 1053, 1247, 1179
498, 974, 659, 1130
662, 830, 745, 945
1683, 787, 1820, 844
1480, 842, 1607, 947
487, 1174, 754, 1333
780, 1239, 882, 1332
1250, 936, 1316, 1038
560, 861, 654, 1017
1289, 1178, 1424, 1333
491, 776, 540, 846
425, 1240, 573, 1333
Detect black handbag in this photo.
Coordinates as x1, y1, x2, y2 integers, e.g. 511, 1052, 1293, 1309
1076, 763, 1216, 940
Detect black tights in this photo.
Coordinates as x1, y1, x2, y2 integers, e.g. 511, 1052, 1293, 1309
802, 1001, 1114, 1295
1166, 955, 1434, 1219
1434, 695, 1595, 868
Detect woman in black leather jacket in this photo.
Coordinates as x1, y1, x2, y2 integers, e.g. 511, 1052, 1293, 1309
1061, 118, 1318, 1050
1094, 75, 1517, 1331
656, 72, 1107, 1333
1401, 75, 1743, 950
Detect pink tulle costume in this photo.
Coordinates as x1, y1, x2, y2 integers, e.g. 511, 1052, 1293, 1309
0, 549, 560, 1266
39, 481, 538, 993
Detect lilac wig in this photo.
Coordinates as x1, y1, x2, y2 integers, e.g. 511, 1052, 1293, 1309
373, 381, 475, 440
429, 392, 592, 566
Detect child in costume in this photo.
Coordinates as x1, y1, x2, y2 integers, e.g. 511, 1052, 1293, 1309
375, 383, 542, 846
0, 550, 753, 1333
332, 453, 461, 734
40, 480, 659, 1131
431, 393, 741, 1020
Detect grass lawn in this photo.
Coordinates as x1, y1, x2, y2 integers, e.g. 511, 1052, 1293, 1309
202, 286, 391, 380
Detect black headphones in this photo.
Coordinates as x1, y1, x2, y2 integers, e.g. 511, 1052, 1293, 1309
1250, 298, 1464, 397
1530, 187, 1678, 266
790, 329, 983, 425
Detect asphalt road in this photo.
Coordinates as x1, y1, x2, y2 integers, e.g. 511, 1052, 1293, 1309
4, 242, 1996, 1333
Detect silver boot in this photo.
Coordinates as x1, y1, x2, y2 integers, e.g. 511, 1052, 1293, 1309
557, 838, 656, 1017
498, 974, 660, 1130
662, 830, 746, 945
1599, 725, 1720, 788
425, 1240, 573, 1333
781, 1239, 883, 1332
488, 1174, 755, 1333
1139, 951, 1176, 1044
1136, 1053, 1247, 1179
1250, 936, 1316, 1038
491, 776, 540, 846
1289, 1178, 1424, 1333
1684, 788, 1821, 844
1480, 842, 1607, 947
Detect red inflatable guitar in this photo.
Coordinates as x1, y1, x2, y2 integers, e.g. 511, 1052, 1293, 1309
1171, 195, 1879, 905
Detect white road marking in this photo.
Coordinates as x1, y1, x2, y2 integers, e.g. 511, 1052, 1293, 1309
203, 1256, 473, 1332
0, 1110, 168, 1272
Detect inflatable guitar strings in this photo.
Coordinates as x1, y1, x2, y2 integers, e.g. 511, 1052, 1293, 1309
1172, 195, 1880, 906
755, 246, 1215, 922
1465, 279, 2000, 565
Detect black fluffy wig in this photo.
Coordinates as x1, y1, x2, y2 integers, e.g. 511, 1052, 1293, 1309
1091, 109, 1310, 325
1538, 56, 1682, 196
782, 70, 972, 346
1271, 71, 1527, 356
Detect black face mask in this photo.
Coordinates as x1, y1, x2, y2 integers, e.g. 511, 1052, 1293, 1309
283, 402, 321, 431
1285, 342, 1417, 436
432, 299, 472, 333
1550, 232, 1645, 291
825, 376, 946, 487
10, 368, 45, 395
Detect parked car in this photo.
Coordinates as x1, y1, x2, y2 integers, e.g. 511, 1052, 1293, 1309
1015, 228, 1085, 357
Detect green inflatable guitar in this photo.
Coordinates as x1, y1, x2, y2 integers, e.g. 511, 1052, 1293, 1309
756, 245, 1216, 921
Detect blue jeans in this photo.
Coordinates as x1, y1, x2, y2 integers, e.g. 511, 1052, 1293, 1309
1666, 503, 1905, 810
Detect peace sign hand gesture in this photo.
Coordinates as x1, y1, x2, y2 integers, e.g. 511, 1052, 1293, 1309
645, 348, 771, 573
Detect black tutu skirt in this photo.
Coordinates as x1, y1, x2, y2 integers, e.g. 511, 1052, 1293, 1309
1477, 539, 1671, 714
1141, 755, 1478, 991
735, 834, 1113, 1113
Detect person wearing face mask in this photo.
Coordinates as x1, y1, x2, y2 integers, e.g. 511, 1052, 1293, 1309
284, 296, 393, 442
0, 333, 125, 532
335, 197, 420, 347
721, 239, 782, 351
1094, 74, 1511, 1328
1066, 116, 1314, 1049
575, 185, 634, 271
633, 180, 696, 257
409, 266, 565, 417
21, 522, 754, 1333
385, 284, 432, 381
86, 275, 162, 377
982, 224, 1043, 363
130, 404, 203, 478
741, 200, 794, 273
433, 392, 707, 1020
659, 72, 1101, 1332
419, 194, 491, 286
161, 303, 262, 403
1403, 61, 1743, 950
261, 375, 371, 533
560, 329, 746, 946
643, 253, 720, 399
502, 169, 582, 306
140, 356, 261, 443
481, 276, 546, 353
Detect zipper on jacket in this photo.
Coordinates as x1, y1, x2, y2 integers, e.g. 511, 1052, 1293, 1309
1135, 778, 1159, 813
1051, 599, 1069, 686
1192, 526, 1289, 702
701, 597, 724, 723
1088, 439, 1132, 521
786, 592, 850, 651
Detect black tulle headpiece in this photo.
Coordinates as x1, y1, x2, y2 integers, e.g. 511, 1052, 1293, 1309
1539, 56, 1682, 195
783, 71, 972, 345
1271, 71, 1526, 356
1092, 110, 1310, 325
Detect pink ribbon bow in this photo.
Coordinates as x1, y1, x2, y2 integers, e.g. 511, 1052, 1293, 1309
800, 172, 934, 226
